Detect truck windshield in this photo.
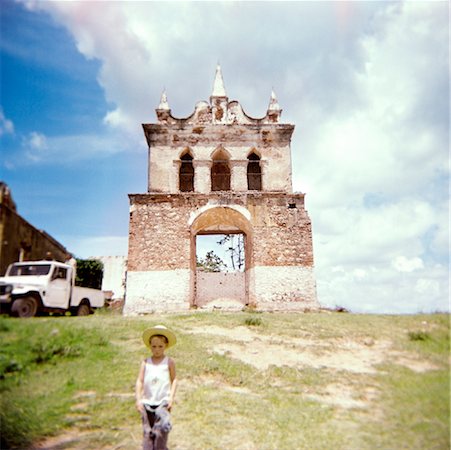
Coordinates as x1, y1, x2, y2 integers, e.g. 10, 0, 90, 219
8, 264, 52, 276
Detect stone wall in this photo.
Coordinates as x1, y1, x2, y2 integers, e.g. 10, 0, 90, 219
128, 195, 196, 272
248, 196, 314, 268
0, 203, 71, 275
250, 266, 317, 311
123, 269, 191, 315
125, 192, 318, 313
196, 270, 246, 307
144, 124, 294, 194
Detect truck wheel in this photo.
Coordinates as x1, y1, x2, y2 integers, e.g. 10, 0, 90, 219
76, 303, 91, 316
11, 296, 38, 318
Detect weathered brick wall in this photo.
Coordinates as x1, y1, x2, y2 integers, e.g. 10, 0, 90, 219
128, 195, 198, 271
128, 193, 314, 270
196, 270, 246, 307
247, 195, 314, 267
125, 192, 318, 313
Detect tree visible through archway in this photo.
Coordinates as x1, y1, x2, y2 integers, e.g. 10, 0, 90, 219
196, 234, 245, 272
195, 233, 246, 307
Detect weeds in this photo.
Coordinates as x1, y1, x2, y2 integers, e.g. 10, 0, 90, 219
244, 316, 263, 326
408, 330, 430, 341
32, 340, 82, 364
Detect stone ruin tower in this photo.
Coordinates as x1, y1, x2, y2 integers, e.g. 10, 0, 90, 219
123, 66, 318, 314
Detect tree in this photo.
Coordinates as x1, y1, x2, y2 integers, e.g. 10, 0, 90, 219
217, 234, 245, 271
196, 251, 227, 272
75, 258, 103, 289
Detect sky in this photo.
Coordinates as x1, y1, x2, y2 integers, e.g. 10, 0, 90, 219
0, 0, 449, 314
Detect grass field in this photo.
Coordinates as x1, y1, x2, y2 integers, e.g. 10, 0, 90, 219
0, 311, 449, 450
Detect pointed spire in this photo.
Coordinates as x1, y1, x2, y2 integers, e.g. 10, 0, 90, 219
268, 89, 281, 111
211, 64, 227, 97
158, 89, 170, 110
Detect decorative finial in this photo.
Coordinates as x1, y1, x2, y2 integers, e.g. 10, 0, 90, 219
268, 89, 281, 111
211, 64, 227, 97
158, 89, 170, 110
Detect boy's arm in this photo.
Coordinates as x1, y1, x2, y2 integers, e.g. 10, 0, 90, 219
168, 357, 177, 411
135, 360, 145, 412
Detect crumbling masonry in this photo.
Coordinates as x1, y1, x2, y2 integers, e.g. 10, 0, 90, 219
123, 66, 318, 314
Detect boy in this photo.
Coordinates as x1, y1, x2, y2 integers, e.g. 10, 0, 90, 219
136, 325, 177, 450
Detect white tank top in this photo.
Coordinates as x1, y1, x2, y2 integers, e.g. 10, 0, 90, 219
142, 356, 170, 406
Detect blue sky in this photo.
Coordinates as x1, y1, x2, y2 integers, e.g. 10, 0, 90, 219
0, 1, 449, 313
1, 0, 146, 250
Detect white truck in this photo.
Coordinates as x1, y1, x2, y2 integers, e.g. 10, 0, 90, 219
0, 260, 105, 318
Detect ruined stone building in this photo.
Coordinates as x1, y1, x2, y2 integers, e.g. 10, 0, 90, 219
0, 182, 71, 275
124, 66, 318, 314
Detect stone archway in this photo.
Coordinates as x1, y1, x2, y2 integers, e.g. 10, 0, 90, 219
189, 205, 253, 307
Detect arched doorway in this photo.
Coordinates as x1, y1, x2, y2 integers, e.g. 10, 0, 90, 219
189, 206, 253, 307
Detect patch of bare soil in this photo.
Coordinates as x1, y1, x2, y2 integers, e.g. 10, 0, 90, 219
306, 384, 380, 410
178, 375, 255, 397
188, 325, 439, 373
184, 324, 438, 421
33, 430, 93, 450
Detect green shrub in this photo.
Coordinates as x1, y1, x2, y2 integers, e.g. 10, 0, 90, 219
408, 330, 430, 341
0, 396, 37, 449
0, 356, 23, 378
31, 341, 82, 364
75, 258, 104, 289
244, 316, 262, 326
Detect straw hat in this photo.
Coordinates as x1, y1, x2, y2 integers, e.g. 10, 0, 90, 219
142, 325, 177, 349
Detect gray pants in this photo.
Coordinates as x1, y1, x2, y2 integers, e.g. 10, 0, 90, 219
141, 404, 171, 450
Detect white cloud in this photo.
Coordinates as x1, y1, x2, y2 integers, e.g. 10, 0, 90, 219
0, 108, 14, 136
317, 261, 448, 314
299, 2, 449, 313
28, 131, 48, 149
19, 1, 448, 313
13, 130, 141, 166
392, 256, 424, 273
23, 131, 48, 161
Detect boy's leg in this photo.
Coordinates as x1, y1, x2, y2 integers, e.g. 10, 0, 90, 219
152, 406, 170, 450
141, 409, 156, 450
153, 428, 168, 450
